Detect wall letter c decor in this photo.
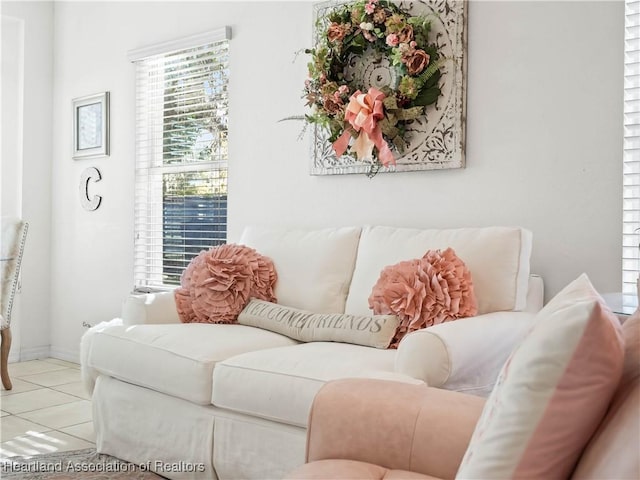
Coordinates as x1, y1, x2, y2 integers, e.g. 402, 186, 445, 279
79, 166, 102, 211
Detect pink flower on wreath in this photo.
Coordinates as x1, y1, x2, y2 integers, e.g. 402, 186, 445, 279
327, 22, 350, 43
338, 85, 349, 95
324, 96, 343, 114
365, 2, 375, 14
404, 49, 431, 75
386, 33, 400, 47
363, 30, 377, 42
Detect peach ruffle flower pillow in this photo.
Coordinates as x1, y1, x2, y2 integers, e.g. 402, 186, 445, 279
175, 244, 277, 324
368, 247, 477, 348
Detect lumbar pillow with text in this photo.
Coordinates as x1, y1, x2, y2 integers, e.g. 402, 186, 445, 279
238, 299, 400, 349
456, 274, 624, 479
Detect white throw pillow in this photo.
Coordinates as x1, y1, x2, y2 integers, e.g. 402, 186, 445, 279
345, 226, 532, 316
239, 226, 361, 313
456, 274, 624, 479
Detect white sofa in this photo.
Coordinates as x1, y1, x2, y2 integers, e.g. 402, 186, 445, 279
81, 225, 543, 480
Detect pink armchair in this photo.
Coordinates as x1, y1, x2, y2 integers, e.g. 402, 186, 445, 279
287, 313, 639, 480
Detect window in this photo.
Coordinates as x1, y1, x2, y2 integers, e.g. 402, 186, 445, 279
624, 1, 639, 295
130, 28, 230, 288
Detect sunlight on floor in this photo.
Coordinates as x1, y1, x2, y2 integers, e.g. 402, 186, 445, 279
1, 430, 65, 456
0, 359, 95, 460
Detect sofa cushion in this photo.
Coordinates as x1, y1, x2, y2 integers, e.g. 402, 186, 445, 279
211, 342, 423, 427
345, 226, 532, 316
87, 323, 299, 405
457, 274, 624, 479
239, 226, 361, 313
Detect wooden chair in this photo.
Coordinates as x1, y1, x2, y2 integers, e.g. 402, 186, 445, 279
1, 218, 28, 390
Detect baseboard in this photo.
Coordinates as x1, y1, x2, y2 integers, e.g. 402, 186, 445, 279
17, 345, 51, 362
9, 346, 80, 363
8, 350, 21, 363
8, 345, 81, 364
49, 345, 80, 364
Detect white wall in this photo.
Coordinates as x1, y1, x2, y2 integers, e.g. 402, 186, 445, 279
1, 15, 24, 360
1, 16, 23, 219
2, 1, 53, 360
49, 1, 623, 360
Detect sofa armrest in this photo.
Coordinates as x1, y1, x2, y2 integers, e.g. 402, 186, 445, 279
121, 290, 180, 326
80, 318, 124, 395
304, 379, 484, 479
396, 311, 537, 396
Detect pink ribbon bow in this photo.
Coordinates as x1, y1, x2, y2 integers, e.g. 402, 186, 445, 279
332, 87, 395, 167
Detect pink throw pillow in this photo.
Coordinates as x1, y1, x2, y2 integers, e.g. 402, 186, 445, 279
175, 244, 277, 324
368, 248, 477, 348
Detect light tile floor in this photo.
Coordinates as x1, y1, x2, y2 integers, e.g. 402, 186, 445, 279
0, 358, 95, 459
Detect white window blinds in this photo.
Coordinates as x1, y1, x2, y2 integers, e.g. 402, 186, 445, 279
131, 28, 230, 288
624, 1, 640, 295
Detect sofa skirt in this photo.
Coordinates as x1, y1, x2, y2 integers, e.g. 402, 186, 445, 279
92, 375, 306, 480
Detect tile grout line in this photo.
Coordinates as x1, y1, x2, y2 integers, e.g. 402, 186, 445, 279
3, 386, 90, 401
48, 391, 91, 401
14, 372, 84, 385
4, 398, 91, 416
11, 400, 88, 420
1, 409, 93, 429
1, 397, 87, 415
2, 430, 94, 447
1, 358, 95, 452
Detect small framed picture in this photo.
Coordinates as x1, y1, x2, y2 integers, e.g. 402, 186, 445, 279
73, 91, 109, 159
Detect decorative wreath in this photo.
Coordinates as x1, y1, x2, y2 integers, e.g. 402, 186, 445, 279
304, 0, 444, 169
